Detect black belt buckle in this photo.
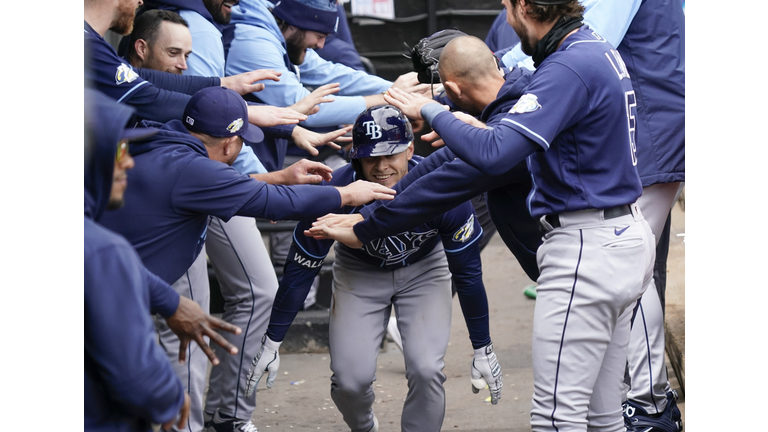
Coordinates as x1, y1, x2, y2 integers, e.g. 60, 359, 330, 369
604, 204, 632, 220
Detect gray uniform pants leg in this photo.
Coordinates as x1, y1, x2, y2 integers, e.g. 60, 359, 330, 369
329, 245, 452, 432
627, 182, 681, 413
204, 216, 279, 420
530, 209, 655, 432
155, 247, 210, 432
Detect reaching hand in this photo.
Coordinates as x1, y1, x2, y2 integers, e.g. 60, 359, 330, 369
278, 159, 334, 185
291, 125, 351, 157
165, 297, 242, 365
289, 83, 340, 115
335, 180, 396, 207
245, 335, 282, 397
384, 87, 446, 121
305, 222, 363, 248
247, 105, 307, 127
221, 69, 281, 95
470, 343, 503, 405
452, 111, 487, 128
391, 71, 432, 95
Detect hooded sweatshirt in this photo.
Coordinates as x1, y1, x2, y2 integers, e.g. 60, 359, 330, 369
226, 0, 391, 128
84, 90, 184, 432
99, 119, 345, 285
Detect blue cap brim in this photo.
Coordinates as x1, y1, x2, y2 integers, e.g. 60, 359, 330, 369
241, 123, 264, 144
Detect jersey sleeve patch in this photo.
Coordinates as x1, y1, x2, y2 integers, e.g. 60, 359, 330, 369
115, 63, 140, 85
508, 93, 541, 114
452, 214, 475, 243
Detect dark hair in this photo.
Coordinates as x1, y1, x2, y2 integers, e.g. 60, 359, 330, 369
272, 14, 292, 33
127, 10, 189, 63
508, 0, 584, 23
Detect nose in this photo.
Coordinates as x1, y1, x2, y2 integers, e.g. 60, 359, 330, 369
315, 37, 326, 50
120, 153, 135, 170
179, 57, 188, 71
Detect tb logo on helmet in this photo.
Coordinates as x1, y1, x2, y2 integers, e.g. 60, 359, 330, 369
363, 121, 382, 139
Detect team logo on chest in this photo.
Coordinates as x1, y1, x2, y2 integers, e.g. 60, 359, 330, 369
115, 63, 140, 85
362, 121, 382, 139
452, 214, 475, 243
509, 94, 541, 114
364, 229, 438, 265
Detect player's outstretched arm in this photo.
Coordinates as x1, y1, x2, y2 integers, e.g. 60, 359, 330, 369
247, 104, 308, 128
251, 159, 334, 185
166, 297, 242, 366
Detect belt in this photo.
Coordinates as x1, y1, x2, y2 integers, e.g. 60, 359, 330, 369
543, 204, 633, 230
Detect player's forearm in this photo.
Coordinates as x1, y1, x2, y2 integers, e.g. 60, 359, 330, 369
137, 68, 220, 94
428, 108, 538, 177
145, 269, 181, 318
266, 262, 324, 342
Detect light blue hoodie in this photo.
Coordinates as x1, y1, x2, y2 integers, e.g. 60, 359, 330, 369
226, 0, 391, 127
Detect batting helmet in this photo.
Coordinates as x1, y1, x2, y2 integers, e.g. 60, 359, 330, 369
349, 105, 413, 159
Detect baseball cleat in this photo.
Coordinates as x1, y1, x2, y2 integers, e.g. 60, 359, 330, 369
623, 390, 683, 432
211, 412, 260, 432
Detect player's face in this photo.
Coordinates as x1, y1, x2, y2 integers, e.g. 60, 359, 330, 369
143, 22, 193, 75
502, 0, 535, 55
359, 145, 414, 188
111, 0, 143, 36
204, 0, 240, 25
108, 140, 135, 210
285, 28, 328, 65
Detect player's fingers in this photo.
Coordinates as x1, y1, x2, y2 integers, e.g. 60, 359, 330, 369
205, 328, 239, 356
178, 337, 189, 364
430, 139, 445, 148
206, 316, 242, 335
250, 83, 266, 93
194, 334, 220, 365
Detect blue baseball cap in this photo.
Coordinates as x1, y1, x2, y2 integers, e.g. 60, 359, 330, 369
183, 86, 264, 144
272, 0, 339, 34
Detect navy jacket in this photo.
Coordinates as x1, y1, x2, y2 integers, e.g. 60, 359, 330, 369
99, 120, 344, 284
84, 90, 184, 432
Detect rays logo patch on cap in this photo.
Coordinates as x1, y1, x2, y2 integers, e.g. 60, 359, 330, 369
509, 94, 541, 114
227, 118, 244, 133
115, 63, 140, 85
452, 214, 475, 243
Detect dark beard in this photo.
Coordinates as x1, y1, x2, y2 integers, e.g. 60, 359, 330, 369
110, 0, 137, 35
205, 0, 231, 25
285, 31, 307, 65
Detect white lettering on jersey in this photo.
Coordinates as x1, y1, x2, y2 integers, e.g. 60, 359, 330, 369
625, 91, 638, 166
363, 121, 382, 139
292, 253, 324, 269
605, 49, 630, 81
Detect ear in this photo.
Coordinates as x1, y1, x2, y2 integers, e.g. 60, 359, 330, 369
444, 80, 462, 99
134, 39, 149, 61
405, 142, 415, 160
223, 136, 240, 155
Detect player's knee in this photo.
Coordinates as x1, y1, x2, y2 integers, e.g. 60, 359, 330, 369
330, 375, 374, 399
405, 362, 446, 387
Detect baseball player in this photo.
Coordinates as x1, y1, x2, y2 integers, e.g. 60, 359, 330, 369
499, 1, 686, 430
98, 86, 395, 432
245, 105, 501, 432
312, 0, 657, 429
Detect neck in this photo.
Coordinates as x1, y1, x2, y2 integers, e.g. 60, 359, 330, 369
476, 74, 506, 108
84, 4, 113, 36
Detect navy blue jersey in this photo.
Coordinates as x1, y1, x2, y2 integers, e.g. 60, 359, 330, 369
99, 120, 343, 284
431, 26, 642, 217
267, 158, 491, 348
85, 21, 192, 123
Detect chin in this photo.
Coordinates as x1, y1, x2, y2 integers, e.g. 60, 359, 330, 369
106, 199, 125, 210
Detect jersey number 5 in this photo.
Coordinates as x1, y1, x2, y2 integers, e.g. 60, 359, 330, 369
625, 90, 638, 166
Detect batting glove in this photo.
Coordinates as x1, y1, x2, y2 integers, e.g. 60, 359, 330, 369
245, 335, 282, 397
470, 343, 502, 405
